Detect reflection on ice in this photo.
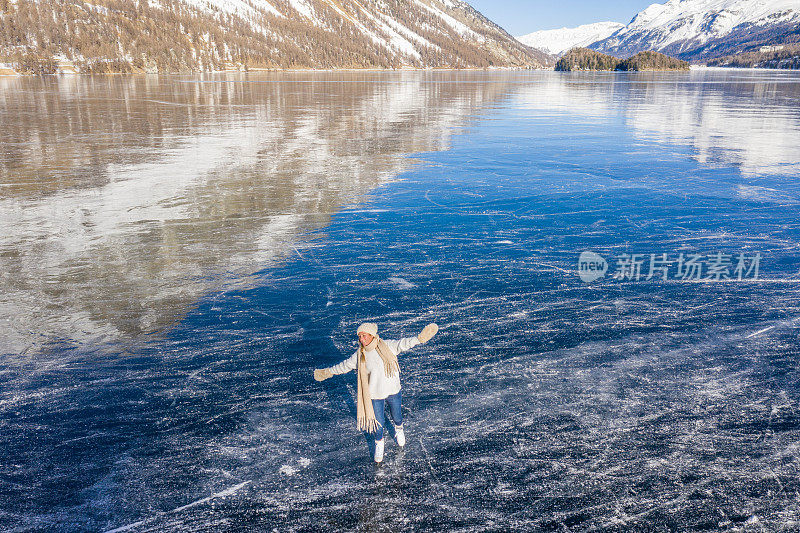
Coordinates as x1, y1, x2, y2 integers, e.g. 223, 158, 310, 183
514, 70, 800, 179
0, 73, 510, 355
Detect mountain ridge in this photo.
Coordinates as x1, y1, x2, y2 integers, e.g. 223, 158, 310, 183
517, 21, 624, 57
0, 0, 552, 73
592, 0, 800, 61
516, 0, 800, 63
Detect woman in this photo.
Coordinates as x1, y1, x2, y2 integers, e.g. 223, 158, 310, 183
314, 322, 438, 463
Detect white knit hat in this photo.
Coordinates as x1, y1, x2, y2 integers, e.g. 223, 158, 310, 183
357, 322, 378, 336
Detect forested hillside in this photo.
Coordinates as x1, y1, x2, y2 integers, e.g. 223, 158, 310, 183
0, 0, 551, 73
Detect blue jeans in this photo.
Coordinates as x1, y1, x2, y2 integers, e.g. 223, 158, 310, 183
371, 390, 402, 441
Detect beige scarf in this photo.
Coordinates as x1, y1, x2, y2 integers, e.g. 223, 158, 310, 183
356, 335, 400, 433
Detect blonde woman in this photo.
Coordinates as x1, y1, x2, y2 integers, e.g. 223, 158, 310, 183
314, 322, 438, 463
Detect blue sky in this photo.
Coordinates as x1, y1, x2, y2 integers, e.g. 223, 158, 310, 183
466, 0, 660, 35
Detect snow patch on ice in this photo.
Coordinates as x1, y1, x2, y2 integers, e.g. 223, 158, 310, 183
103, 481, 251, 532
388, 276, 417, 289
104, 521, 146, 533
279, 464, 297, 475
737, 184, 797, 204
173, 481, 251, 511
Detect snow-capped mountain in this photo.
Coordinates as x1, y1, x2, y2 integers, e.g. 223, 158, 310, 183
590, 0, 800, 60
0, 0, 551, 72
516, 21, 625, 56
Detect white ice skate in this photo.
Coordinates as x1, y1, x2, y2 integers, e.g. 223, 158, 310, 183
374, 438, 384, 463
395, 424, 405, 447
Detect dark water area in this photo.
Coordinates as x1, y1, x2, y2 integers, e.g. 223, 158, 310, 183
2, 70, 800, 531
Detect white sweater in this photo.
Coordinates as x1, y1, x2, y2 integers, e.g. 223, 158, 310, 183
327, 337, 420, 400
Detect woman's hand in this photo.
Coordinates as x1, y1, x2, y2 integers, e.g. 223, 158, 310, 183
417, 323, 439, 344
314, 368, 333, 381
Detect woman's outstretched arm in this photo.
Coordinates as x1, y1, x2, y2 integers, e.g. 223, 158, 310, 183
385, 323, 439, 355
385, 336, 421, 355
314, 349, 358, 381
329, 349, 359, 374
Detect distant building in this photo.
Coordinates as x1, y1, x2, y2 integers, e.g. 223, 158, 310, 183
760, 45, 785, 53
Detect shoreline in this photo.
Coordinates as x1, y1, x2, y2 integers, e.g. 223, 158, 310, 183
0, 63, 551, 77
3, 63, 798, 77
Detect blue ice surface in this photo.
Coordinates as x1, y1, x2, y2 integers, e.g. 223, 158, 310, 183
9, 76, 800, 531
111, 97, 799, 530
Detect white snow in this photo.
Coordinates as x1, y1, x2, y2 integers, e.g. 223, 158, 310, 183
519, 0, 800, 56
388, 276, 417, 289
279, 464, 297, 475
147, 0, 502, 60
378, 11, 441, 52
317, 0, 359, 26
173, 481, 252, 512
103, 481, 251, 532
412, 0, 482, 40
312, 0, 389, 50
517, 21, 625, 56
350, 3, 422, 59
599, 0, 800, 50
180, 0, 284, 19
287, 0, 315, 20
104, 521, 146, 533
746, 325, 776, 338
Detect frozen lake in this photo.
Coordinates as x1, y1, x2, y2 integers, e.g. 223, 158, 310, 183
2, 70, 800, 531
